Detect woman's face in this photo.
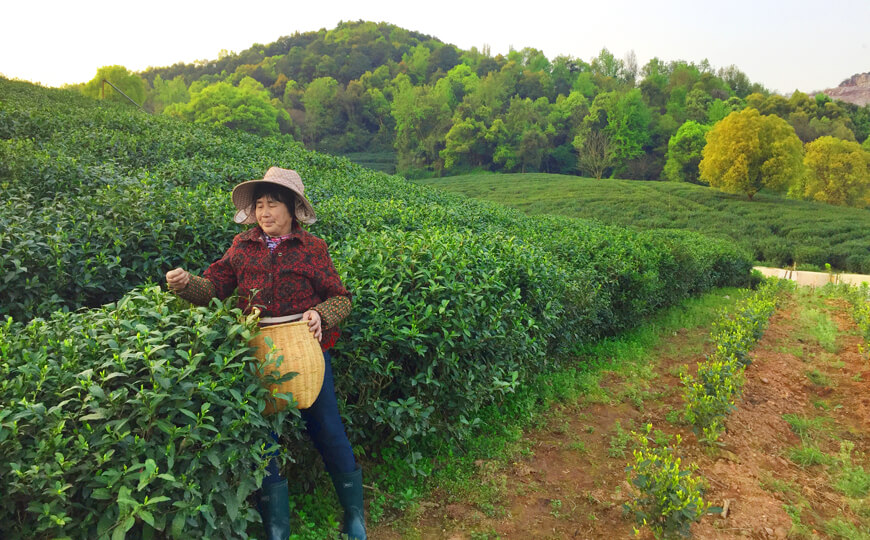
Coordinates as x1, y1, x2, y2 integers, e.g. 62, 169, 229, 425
255, 195, 293, 236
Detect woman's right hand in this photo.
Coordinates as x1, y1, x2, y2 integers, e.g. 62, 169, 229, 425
165, 267, 190, 292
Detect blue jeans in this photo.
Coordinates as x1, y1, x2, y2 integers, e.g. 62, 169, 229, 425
264, 350, 356, 484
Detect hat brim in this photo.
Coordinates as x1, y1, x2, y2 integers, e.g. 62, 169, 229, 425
231, 179, 317, 225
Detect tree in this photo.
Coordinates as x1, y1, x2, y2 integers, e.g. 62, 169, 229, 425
574, 130, 616, 180
147, 74, 189, 114
663, 121, 710, 183
602, 89, 652, 174
699, 109, 804, 199
81, 65, 147, 106
791, 136, 870, 207
302, 76, 339, 146
165, 77, 286, 137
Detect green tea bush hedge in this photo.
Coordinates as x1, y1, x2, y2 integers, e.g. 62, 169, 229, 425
0, 287, 292, 539
0, 77, 755, 537
425, 174, 870, 273
333, 227, 565, 452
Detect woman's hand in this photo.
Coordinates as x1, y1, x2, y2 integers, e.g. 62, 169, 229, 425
165, 267, 190, 292
303, 309, 322, 342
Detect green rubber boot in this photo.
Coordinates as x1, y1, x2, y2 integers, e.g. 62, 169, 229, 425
330, 466, 366, 540
257, 479, 291, 540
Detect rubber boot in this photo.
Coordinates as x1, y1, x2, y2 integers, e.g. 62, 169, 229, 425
330, 466, 366, 540
257, 479, 291, 540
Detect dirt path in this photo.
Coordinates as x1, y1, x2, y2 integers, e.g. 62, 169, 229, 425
369, 290, 869, 539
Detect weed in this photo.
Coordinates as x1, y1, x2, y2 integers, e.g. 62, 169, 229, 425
783, 414, 832, 440
836, 466, 870, 498
787, 444, 832, 467
549, 499, 563, 518
783, 504, 814, 539
665, 410, 682, 425
807, 369, 834, 387
567, 440, 588, 454
470, 528, 501, 540
760, 474, 799, 497
824, 518, 868, 539
800, 308, 839, 353
608, 421, 632, 458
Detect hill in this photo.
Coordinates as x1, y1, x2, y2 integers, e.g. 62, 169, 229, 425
820, 72, 870, 106
418, 173, 870, 273
78, 20, 869, 182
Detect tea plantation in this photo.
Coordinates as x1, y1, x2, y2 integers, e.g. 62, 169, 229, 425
0, 77, 752, 539
421, 173, 870, 273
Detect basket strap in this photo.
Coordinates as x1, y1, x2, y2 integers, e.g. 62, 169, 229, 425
259, 313, 304, 324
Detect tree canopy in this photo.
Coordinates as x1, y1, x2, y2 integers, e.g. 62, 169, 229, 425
663, 121, 710, 184
699, 109, 804, 199
164, 77, 290, 137
792, 136, 870, 207
71, 21, 870, 198
80, 66, 146, 106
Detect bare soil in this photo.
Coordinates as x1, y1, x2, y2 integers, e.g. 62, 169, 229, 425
369, 292, 869, 539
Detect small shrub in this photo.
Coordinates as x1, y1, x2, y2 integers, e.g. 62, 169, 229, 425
624, 424, 709, 539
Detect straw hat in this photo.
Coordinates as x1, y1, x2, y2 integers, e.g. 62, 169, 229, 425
231, 167, 317, 225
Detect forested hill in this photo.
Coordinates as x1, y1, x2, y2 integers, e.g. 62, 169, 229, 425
76, 20, 870, 182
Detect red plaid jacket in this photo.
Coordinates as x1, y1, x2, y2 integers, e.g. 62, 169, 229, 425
177, 224, 351, 351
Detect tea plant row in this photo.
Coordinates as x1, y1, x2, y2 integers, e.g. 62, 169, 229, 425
682, 279, 789, 444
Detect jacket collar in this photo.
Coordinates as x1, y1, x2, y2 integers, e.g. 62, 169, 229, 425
239, 223, 308, 245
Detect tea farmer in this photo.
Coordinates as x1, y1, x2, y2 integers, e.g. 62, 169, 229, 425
165, 167, 365, 540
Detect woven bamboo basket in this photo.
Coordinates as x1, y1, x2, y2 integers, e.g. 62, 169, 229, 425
249, 319, 325, 414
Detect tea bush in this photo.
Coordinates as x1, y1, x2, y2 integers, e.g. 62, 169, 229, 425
0, 287, 295, 539
833, 283, 870, 360
625, 424, 709, 539
0, 77, 754, 537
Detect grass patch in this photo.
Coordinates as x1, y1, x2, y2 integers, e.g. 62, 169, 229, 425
788, 444, 833, 467
824, 518, 869, 539
783, 414, 833, 440
836, 466, 870, 498
608, 421, 632, 458
807, 369, 834, 387
799, 307, 840, 353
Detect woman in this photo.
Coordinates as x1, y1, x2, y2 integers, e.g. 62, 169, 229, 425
166, 167, 365, 540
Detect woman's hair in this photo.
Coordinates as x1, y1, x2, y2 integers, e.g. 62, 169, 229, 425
249, 184, 296, 218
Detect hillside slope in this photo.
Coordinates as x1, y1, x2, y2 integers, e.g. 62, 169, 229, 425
420, 173, 870, 273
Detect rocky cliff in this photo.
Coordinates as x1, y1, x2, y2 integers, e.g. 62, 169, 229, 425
820, 72, 870, 106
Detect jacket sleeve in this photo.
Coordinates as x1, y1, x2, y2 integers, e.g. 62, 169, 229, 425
311, 239, 352, 329
175, 274, 217, 306
198, 237, 239, 300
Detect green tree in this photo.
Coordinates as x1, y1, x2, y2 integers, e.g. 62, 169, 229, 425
81, 65, 146, 106
663, 121, 710, 183
391, 74, 452, 175
302, 76, 339, 146
147, 74, 189, 114
791, 136, 870, 207
165, 77, 287, 137
699, 108, 804, 199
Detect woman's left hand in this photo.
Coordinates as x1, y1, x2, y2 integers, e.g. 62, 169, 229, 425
303, 310, 322, 342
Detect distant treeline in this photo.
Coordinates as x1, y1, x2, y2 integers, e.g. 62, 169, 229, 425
73, 20, 870, 182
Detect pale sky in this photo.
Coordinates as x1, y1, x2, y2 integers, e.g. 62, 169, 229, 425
2, 0, 868, 94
